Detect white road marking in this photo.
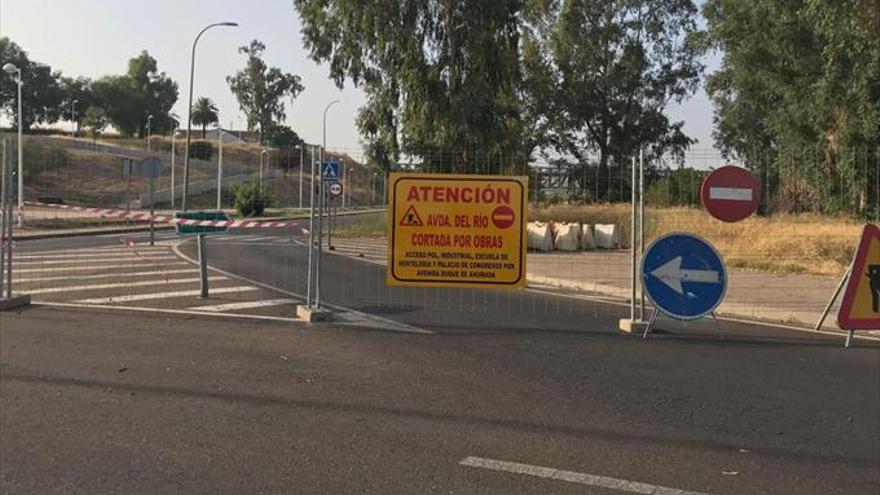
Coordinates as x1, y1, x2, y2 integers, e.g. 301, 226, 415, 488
186, 298, 297, 312
16, 257, 177, 266
709, 187, 752, 201
14, 268, 198, 283
13, 262, 191, 274
75, 286, 259, 304
26, 277, 226, 295
459, 457, 710, 495
16, 251, 171, 260
15, 250, 168, 259
171, 241, 431, 334
36, 301, 303, 323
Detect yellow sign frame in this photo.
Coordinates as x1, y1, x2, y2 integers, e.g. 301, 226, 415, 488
386, 173, 528, 289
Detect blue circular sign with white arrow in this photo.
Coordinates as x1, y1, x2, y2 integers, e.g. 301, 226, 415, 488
641, 232, 727, 320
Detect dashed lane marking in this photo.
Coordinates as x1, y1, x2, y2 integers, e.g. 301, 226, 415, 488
458, 457, 711, 495
26, 277, 226, 295
76, 286, 258, 304
186, 298, 298, 312
14, 268, 199, 284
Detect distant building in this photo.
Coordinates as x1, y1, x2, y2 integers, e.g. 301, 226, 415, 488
173, 128, 259, 143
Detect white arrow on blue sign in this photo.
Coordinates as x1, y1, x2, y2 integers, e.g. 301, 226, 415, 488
641, 232, 727, 320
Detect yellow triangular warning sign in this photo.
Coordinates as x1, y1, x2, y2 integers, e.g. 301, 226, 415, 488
399, 205, 423, 227
838, 224, 880, 330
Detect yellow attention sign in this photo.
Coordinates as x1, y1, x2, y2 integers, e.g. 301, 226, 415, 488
387, 173, 527, 289
837, 224, 880, 330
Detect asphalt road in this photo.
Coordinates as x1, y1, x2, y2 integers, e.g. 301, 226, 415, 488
1, 225, 879, 494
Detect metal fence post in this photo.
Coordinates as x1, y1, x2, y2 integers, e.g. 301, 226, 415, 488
630, 155, 637, 322
307, 148, 316, 307
639, 149, 645, 319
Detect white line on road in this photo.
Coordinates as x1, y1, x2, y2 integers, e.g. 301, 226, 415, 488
76, 286, 259, 304
14, 268, 198, 284
459, 457, 711, 495
186, 298, 298, 312
36, 301, 303, 323
13, 262, 191, 274
19, 247, 170, 256
16, 251, 171, 260
26, 277, 226, 295
16, 257, 177, 266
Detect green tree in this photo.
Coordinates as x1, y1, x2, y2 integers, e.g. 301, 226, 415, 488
191, 97, 219, 138
702, 0, 879, 216
81, 106, 109, 140
92, 50, 178, 137
264, 124, 303, 147
59, 76, 96, 134
0, 37, 64, 131
521, 0, 703, 199
293, 1, 525, 173
227, 40, 304, 144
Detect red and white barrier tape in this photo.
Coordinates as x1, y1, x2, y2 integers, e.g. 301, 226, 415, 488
24, 201, 308, 232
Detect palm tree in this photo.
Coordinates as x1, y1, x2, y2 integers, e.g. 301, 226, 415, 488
191, 97, 219, 138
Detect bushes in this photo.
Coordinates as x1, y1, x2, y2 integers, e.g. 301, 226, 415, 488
232, 181, 272, 217
188, 140, 214, 161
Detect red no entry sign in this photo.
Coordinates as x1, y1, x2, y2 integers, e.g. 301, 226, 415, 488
700, 165, 761, 222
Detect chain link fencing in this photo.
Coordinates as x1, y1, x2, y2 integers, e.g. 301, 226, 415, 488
4, 131, 878, 333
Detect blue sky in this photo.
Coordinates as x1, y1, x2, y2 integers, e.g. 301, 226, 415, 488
1, 0, 720, 154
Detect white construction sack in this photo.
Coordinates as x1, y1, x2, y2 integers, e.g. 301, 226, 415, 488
553, 223, 580, 252
527, 222, 554, 251
580, 224, 595, 250
594, 224, 620, 249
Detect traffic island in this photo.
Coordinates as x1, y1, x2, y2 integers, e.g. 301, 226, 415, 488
296, 305, 332, 323
0, 294, 31, 311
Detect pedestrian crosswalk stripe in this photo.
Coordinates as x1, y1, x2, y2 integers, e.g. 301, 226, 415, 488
26, 276, 226, 295
17, 251, 172, 260
14, 269, 199, 284
13, 262, 191, 274
76, 286, 259, 304
16, 256, 178, 266
187, 298, 298, 312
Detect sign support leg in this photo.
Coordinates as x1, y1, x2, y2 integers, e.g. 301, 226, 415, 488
643, 309, 659, 340
198, 234, 208, 298
316, 181, 323, 309
815, 264, 852, 331
844, 330, 855, 349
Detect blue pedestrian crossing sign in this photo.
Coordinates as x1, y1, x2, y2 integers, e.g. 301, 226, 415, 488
641, 232, 727, 320
321, 161, 341, 181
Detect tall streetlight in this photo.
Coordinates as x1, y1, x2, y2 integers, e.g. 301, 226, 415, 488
216, 120, 224, 210
71, 99, 79, 136
182, 21, 238, 211
169, 113, 179, 209
146, 114, 154, 152
3, 63, 23, 227
259, 148, 268, 195
296, 144, 304, 209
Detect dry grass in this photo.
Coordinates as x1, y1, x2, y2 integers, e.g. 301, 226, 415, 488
531, 204, 863, 276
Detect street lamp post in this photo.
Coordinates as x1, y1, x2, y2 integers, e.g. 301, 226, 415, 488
259, 148, 268, 195
316, 99, 340, 308
182, 21, 238, 211
297, 145, 304, 209
146, 114, 154, 152
217, 122, 224, 210
3, 63, 23, 227
170, 117, 178, 209
71, 99, 79, 136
